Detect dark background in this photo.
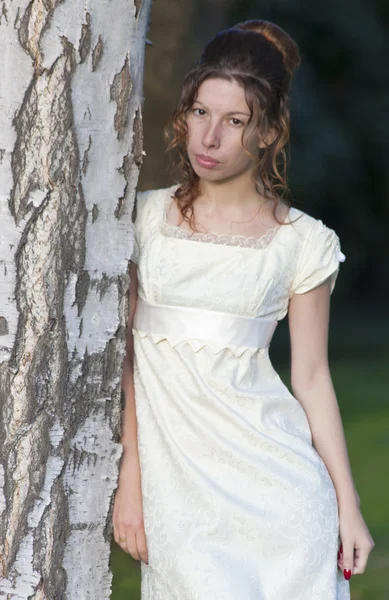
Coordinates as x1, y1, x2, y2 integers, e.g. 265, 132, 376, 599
110, 3, 389, 598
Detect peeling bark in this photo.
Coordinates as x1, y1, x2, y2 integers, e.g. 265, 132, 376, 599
92, 35, 104, 72
79, 12, 92, 63
110, 56, 133, 141
0, 0, 153, 598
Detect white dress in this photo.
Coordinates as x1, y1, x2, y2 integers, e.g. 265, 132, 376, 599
130, 184, 350, 600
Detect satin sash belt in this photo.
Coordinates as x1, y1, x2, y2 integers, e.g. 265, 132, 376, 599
133, 298, 278, 349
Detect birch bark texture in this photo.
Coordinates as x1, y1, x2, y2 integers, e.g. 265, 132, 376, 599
0, 0, 152, 597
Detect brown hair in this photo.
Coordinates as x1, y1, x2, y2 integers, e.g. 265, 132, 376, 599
163, 19, 301, 232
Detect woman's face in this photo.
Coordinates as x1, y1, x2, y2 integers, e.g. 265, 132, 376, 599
185, 77, 260, 182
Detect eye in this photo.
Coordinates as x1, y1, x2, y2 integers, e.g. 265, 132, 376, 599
191, 109, 244, 127
229, 118, 244, 127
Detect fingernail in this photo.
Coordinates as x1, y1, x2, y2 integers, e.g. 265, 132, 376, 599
343, 569, 352, 580
339, 544, 343, 554
337, 551, 340, 561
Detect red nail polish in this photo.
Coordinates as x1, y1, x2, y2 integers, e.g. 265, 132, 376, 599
343, 569, 352, 580
337, 551, 340, 561
339, 544, 343, 554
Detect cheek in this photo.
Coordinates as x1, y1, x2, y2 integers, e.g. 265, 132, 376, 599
186, 120, 206, 145
186, 116, 200, 132
227, 138, 255, 165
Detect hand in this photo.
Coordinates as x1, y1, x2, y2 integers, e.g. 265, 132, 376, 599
112, 462, 149, 565
338, 506, 374, 579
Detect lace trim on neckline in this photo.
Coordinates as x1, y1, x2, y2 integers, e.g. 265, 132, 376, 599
160, 189, 288, 250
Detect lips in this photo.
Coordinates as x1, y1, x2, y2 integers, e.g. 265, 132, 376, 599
195, 154, 220, 168
196, 154, 219, 163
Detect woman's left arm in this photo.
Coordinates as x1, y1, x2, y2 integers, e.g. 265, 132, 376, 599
288, 278, 375, 578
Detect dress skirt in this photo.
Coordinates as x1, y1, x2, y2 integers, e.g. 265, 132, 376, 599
132, 305, 350, 600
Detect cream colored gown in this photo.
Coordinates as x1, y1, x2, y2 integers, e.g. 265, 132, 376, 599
130, 184, 350, 600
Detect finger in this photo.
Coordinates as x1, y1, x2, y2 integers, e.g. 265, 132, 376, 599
337, 544, 343, 569
135, 528, 149, 565
113, 524, 122, 546
341, 540, 354, 579
124, 529, 141, 560
116, 529, 133, 555
352, 545, 370, 575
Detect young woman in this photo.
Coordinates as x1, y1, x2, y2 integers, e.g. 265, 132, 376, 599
113, 19, 374, 599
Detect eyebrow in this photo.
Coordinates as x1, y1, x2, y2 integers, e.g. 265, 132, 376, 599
193, 100, 250, 118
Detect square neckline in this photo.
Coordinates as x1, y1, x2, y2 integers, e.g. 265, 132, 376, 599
159, 184, 297, 251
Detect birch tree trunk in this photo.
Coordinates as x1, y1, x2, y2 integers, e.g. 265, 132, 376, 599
0, 1, 152, 598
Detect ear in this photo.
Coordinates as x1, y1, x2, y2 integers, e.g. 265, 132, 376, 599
258, 128, 277, 149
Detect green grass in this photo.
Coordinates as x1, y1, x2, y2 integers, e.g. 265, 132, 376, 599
110, 543, 141, 598
110, 354, 389, 599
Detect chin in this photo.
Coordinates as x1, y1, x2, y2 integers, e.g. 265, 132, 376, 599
189, 163, 217, 180
195, 169, 223, 179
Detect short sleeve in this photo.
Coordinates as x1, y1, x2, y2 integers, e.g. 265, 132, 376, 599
130, 190, 147, 264
291, 219, 346, 296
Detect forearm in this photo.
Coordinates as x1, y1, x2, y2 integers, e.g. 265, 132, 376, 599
119, 354, 141, 476
292, 367, 359, 511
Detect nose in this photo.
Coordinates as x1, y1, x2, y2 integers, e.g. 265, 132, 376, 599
202, 120, 221, 149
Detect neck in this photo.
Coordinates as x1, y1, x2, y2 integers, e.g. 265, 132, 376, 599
197, 175, 268, 211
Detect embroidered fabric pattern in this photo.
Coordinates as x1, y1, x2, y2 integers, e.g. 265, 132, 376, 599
160, 194, 284, 249
131, 186, 349, 600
